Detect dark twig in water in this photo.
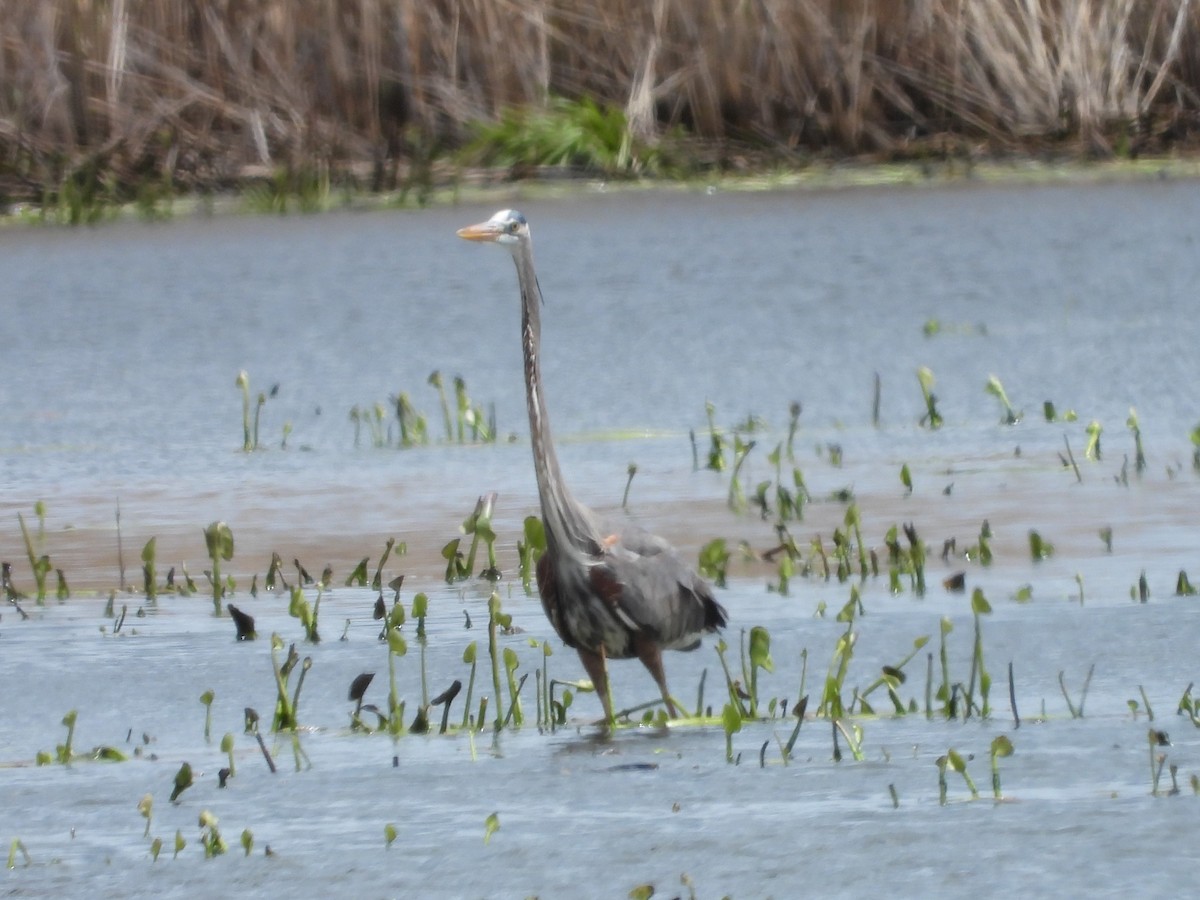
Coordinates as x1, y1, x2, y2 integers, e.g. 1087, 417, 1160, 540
1008, 661, 1020, 729
254, 731, 276, 773
1062, 434, 1082, 483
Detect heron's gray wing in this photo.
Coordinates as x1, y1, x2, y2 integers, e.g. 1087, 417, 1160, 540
590, 529, 726, 650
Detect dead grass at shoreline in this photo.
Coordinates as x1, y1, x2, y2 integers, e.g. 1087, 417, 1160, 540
2, 1, 1198, 203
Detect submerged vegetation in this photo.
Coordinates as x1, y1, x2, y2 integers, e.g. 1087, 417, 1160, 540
3, 1, 1200, 216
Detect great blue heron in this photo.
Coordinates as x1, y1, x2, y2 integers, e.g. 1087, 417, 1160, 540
457, 209, 727, 723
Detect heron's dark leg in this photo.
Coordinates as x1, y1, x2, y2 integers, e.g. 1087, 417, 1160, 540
634, 636, 679, 718
577, 645, 613, 725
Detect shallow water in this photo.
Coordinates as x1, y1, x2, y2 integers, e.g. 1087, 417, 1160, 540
3, 177, 1200, 897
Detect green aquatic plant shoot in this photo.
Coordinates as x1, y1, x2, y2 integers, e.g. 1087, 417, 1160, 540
727, 436, 755, 513
170, 762, 193, 802
200, 690, 214, 741
288, 586, 321, 643
518, 516, 546, 595
1176, 570, 1197, 596
236, 371, 252, 451
538, 640, 554, 730
917, 367, 943, 429
858, 635, 930, 714
441, 537, 469, 583
270, 635, 311, 732
990, 735, 1014, 799
16, 503, 49, 604
138, 794, 154, 837
221, 733, 236, 779
461, 641, 479, 729
203, 521, 234, 615
503, 647, 524, 726
845, 504, 869, 579
967, 588, 993, 718
385, 603, 408, 740
943, 748, 979, 800
487, 592, 512, 729
936, 617, 954, 718
1126, 407, 1147, 473
698, 538, 730, 588
1148, 728, 1171, 796
1028, 530, 1054, 561
747, 626, 774, 718
1084, 420, 1103, 460
483, 811, 500, 845
52, 709, 78, 764
714, 638, 746, 720
462, 493, 500, 580
985, 374, 1021, 424
428, 370, 453, 441
704, 401, 726, 471
7, 838, 31, 869
722, 702, 742, 763
199, 809, 227, 857
391, 391, 429, 448
818, 596, 859, 718
142, 537, 158, 602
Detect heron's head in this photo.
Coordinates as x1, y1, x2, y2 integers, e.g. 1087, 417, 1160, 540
456, 209, 529, 250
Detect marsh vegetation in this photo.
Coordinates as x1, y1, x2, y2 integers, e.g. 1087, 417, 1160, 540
2, 0, 1200, 216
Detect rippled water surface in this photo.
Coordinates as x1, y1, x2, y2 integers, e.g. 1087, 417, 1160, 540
3, 177, 1200, 897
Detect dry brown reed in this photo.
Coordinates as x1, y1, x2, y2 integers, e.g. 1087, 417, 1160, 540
1, 0, 1197, 199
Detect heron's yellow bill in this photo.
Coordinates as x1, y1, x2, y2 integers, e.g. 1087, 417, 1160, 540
456, 222, 503, 242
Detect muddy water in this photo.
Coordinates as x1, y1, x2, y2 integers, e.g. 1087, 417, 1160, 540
3, 177, 1200, 897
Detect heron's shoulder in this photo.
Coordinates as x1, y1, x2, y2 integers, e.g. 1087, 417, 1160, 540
597, 519, 673, 559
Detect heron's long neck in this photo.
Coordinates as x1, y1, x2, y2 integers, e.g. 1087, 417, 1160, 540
515, 249, 599, 557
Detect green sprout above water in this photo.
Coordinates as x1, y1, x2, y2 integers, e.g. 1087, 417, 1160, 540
985, 375, 1021, 425
937, 748, 979, 804
727, 436, 755, 513
966, 588, 993, 719
487, 592, 514, 730
37, 709, 79, 766
746, 626, 774, 718
200, 690, 215, 742
270, 635, 312, 734
990, 735, 1014, 800
199, 810, 227, 857
1084, 420, 1103, 460
170, 762, 193, 802
203, 521, 234, 615
16, 502, 50, 604
1028, 529, 1054, 561
698, 538, 731, 588
483, 811, 500, 846
518, 516, 546, 595
138, 794, 154, 837
288, 585, 322, 643
917, 367, 943, 429
1126, 407, 1147, 474
462, 493, 500, 581
704, 401, 726, 471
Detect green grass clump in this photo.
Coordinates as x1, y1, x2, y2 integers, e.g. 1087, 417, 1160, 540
463, 97, 668, 177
